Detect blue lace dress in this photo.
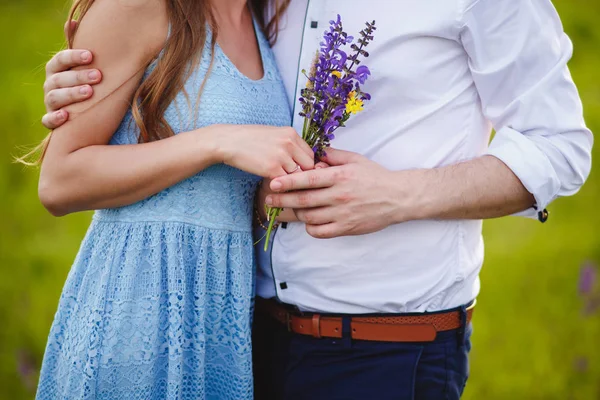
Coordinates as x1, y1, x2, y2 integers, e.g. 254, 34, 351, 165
36, 24, 291, 400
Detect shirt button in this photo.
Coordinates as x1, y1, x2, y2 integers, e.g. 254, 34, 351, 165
310, 21, 318, 29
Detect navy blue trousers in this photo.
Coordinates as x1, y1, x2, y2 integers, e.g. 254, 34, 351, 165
253, 307, 472, 400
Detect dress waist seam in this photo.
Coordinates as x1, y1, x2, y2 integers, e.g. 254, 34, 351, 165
92, 215, 253, 234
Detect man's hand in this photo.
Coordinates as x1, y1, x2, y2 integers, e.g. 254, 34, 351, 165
256, 162, 329, 223
42, 21, 102, 129
266, 148, 537, 240
265, 149, 418, 239
256, 178, 298, 222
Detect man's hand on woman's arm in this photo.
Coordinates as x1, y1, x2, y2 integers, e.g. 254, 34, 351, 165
42, 21, 102, 130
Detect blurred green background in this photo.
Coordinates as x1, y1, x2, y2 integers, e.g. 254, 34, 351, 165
0, 0, 598, 399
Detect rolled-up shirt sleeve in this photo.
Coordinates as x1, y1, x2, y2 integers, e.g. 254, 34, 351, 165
460, 0, 593, 219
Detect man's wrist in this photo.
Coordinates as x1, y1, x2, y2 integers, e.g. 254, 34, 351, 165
389, 168, 437, 224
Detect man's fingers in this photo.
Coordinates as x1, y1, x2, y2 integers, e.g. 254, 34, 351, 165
46, 69, 102, 91
321, 148, 363, 166
46, 49, 92, 75
270, 167, 338, 192
41, 110, 68, 130
266, 189, 331, 209
45, 86, 93, 112
295, 208, 335, 225
306, 223, 341, 239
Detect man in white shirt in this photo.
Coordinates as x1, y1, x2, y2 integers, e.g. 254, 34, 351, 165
41, 0, 593, 398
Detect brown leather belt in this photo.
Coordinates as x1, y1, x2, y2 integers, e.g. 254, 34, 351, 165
257, 298, 474, 343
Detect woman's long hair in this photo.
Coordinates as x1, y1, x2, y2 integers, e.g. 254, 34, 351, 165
17, 0, 290, 165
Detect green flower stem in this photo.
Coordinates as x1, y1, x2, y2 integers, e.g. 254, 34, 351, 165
263, 206, 283, 252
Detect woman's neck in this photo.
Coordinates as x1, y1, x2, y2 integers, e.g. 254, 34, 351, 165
211, 0, 249, 27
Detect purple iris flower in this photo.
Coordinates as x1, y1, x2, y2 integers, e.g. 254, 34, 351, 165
355, 65, 371, 84
297, 16, 376, 157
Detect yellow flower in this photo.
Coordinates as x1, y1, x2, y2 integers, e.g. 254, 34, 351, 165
332, 71, 342, 79
345, 91, 364, 115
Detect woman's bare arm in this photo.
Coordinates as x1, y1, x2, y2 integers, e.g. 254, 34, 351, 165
39, 0, 316, 217
37, 0, 222, 216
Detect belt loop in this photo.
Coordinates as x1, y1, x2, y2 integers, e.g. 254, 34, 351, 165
285, 312, 292, 332
342, 316, 352, 348
312, 314, 322, 339
457, 304, 467, 349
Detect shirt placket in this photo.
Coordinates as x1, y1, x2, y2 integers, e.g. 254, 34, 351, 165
291, 0, 329, 134
274, 0, 329, 305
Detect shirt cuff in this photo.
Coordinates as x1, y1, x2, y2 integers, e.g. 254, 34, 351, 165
486, 126, 560, 221
511, 206, 549, 222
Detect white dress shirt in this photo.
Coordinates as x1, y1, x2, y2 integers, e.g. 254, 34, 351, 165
256, 0, 593, 313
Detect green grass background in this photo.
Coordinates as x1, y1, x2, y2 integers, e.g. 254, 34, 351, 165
0, 1, 599, 398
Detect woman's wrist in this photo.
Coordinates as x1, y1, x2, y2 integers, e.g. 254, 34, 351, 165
198, 125, 227, 165
204, 124, 247, 167
255, 182, 269, 220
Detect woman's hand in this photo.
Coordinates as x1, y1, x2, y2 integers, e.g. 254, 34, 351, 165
215, 125, 315, 179
42, 21, 103, 130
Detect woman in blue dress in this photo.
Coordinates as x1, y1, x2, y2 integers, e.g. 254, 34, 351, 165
32, 0, 309, 398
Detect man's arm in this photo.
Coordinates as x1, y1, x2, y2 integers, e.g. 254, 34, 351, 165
265, 0, 593, 239
409, 155, 535, 221
461, 0, 592, 219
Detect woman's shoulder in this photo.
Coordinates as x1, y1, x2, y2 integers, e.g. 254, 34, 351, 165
49, 0, 170, 149
73, 0, 168, 64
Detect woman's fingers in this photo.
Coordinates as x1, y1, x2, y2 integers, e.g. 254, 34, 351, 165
283, 160, 300, 174
294, 132, 316, 158
41, 110, 69, 130
291, 142, 315, 172
269, 166, 289, 180
45, 86, 93, 112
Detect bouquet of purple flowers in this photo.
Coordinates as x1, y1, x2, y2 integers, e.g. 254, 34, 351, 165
263, 15, 377, 250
